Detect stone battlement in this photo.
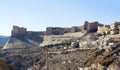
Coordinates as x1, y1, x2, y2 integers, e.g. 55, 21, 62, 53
84, 21, 103, 33
11, 25, 84, 36
46, 26, 82, 35
12, 21, 117, 36
12, 26, 27, 36
12, 26, 45, 36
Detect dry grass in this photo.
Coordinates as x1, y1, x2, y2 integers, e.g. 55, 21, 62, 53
0, 60, 14, 70
83, 49, 103, 66
83, 48, 118, 67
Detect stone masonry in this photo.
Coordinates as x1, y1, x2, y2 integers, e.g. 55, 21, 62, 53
84, 21, 103, 33
12, 21, 104, 36
12, 26, 27, 36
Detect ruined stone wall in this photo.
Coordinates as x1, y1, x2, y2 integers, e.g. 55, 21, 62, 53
12, 26, 46, 36
112, 22, 120, 27
104, 25, 110, 28
12, 26, 27, 36
27, 31, 45, 35
84, 21, 89, 30
46, 27, 71, 35
63, 28, 71, 33
78, 26, 83, 30
97, 25, 110, 34
12, 21, 104, 36
111, 22, 120, 30
83, 21, 103, 33
46, 27, 65, 35
46, 26, 82, 35
52, 27, 64, 35
87, 22, 99, 32
71, 26, 81, 32
46, 27, 53, 35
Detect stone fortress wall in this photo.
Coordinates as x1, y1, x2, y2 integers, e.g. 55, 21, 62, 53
49, 21, 104, 34
97, 22, 120, 34
46, 26, 82, 35
97, 25, 110, 34
111, 22, 120, 29
84, 21, 103, 33
12, 26, 46, 36
4, 21, 120, 49
12, 26, 27, 36
12, 21, 120, 37
12, 26, 83, 36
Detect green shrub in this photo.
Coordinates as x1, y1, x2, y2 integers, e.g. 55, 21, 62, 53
83, 49, 103, 66
101, 57, 115, 66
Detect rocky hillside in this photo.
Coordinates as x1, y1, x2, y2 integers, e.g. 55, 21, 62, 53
30, 45, 120, 70
81, 44, 120, 70
1, 21, 120, 70
0, 45, 120, 70
40, 32, 84, 46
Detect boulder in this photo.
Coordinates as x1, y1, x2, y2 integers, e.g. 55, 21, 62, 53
91, 63, 106, 70
107, 64, 120, 70
71, 42, 79, 48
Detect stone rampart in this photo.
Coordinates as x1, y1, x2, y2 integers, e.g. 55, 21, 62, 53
84, 21, 103, 33
12, 26, 27, 36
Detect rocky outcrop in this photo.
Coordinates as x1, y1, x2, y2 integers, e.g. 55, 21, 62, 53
107, 58, 120, 70
71, 42, 79, 48
108, 64, 120, 70
91, 63, 106, 70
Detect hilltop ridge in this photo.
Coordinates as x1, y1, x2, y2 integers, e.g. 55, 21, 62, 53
1, 21, 120, 70
3, 21, 120, 50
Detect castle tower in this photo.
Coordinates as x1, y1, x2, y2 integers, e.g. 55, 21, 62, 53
12, 26, 27, 36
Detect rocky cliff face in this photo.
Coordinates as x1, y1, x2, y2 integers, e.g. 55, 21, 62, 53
3, 26, 43, 49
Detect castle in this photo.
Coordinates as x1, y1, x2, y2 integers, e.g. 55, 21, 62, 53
11, 21, 103, 36
3, 21, 120, 50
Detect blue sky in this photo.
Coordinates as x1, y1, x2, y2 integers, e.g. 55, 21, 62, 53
0, 0, 120, 36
